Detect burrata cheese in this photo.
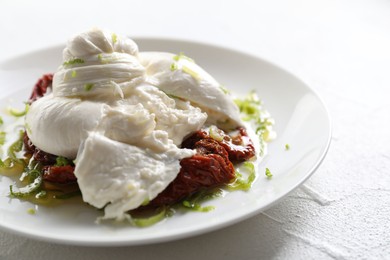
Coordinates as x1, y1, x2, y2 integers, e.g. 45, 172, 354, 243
25, 28, 243, 220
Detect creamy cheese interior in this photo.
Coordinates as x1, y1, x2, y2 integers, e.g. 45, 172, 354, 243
25, 28, 243, 220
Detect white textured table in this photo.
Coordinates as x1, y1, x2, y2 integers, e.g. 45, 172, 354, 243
1, 0, 389, 259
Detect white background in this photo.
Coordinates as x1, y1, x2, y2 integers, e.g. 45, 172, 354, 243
0, 0, 390, 259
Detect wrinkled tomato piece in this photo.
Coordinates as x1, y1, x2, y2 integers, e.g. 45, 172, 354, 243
23, 132, 57, 165
181, 127, 256, 163
144, 138, 235, 208
28, 74, 53, 104
42, 165, 77, 184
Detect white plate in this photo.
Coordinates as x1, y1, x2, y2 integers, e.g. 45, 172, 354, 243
0, 38, 331, 246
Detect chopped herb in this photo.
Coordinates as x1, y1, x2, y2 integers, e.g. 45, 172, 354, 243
228, 162, 256, 191
8, 103, 30, 117
97, 54, 109, 64
131, 208, 168, 227
141, 198, 150, 206
71, 70, 77, 78
84, 83, 94, 91
25, 122, 32, 135
7, 130, 24, 161
0, 116, 3, 125
285, 144, 290, 150
182, 65, 200, 80
265, 168, 273, 178
219, 85, 230, 94
27, 208, 36, 215
10, 169, 42, 198
0, 131, 6, 145
0, 130, 27, 177
209, 125, 224, 142
182, 200, 192, 207
54, 190, 81, 200
112, 33, 118, 44
160, 89, 183, 100
63, 58, 84, 66
179, 189, 221, 212
234, 91, 261, 119
182, 200, 215, 212
170, 62, 178, 71
168, 94, 180, 99
35, 190, 47, 199
170, 53, 200, 80
173, 52, 194, 63
235, 91, 275, 156
55, 156, 70, 166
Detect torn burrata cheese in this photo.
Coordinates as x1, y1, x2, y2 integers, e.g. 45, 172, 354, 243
25, 28, 243, 220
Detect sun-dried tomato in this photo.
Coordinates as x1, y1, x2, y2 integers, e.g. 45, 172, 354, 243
42, 165, 77, 184
219, 127, 255, 162
145, 128, 256, 208
23, 132, 57, 165
28, 74, 53, 104
33, 149, 57, 166
145, 138, 235, 208
23, 132, 35, 154
182, 127, 255, 163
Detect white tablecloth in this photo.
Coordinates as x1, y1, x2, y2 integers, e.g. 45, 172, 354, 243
1, 0, 389, 259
